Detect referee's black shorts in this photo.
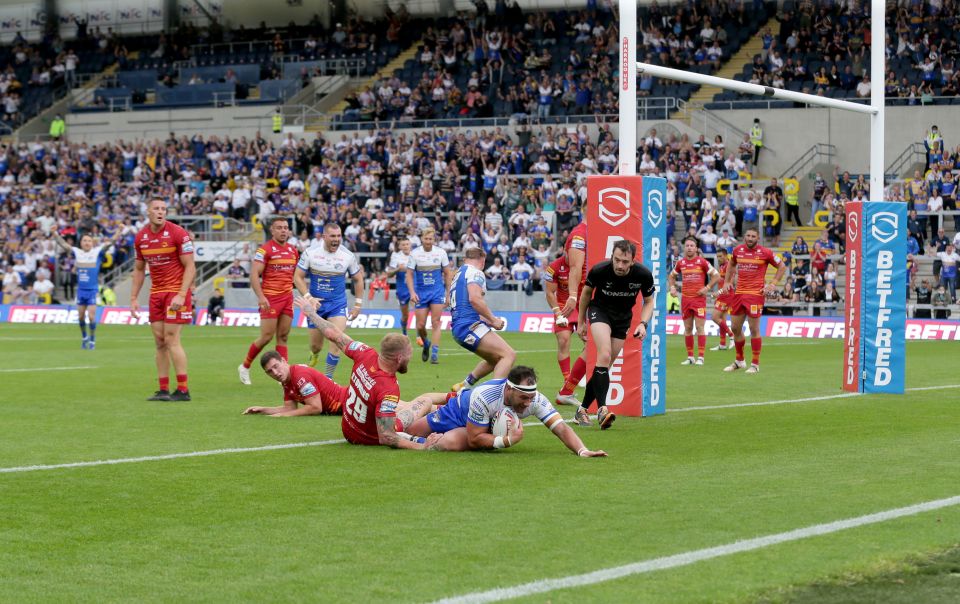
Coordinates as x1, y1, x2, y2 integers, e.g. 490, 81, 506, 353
587, 305, 633, 340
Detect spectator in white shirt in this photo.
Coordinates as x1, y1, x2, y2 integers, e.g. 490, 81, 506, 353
856, 76, 871, 98
717, 228, 737, 250
32, 276, 54, 303
485, 257, 508, 281
231, 184, 252, 221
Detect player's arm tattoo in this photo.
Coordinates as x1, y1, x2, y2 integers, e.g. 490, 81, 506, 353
376, 415, 400, 447
300, 301, 352, 349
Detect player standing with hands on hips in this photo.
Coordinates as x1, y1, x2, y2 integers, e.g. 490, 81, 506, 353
575, 240, 656, 429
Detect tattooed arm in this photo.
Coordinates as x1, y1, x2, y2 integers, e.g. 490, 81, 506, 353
296, 296, 353, 353
376, 414, 425, 449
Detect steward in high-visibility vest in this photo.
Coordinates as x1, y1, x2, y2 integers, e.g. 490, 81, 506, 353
272, 109, 283, 133
49, 114, 66, 139
750, 118, 763, 167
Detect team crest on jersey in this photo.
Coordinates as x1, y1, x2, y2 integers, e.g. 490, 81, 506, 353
347, 341, 365, 352
299, 382, 318, 397
464, 334, 477, 346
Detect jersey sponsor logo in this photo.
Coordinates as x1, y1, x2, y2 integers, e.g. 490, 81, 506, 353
380, 400, 398, 414
597, 187, 631, 227
298, 380, 318, 397
347, 341, 364, 351
870, 211, 898, 244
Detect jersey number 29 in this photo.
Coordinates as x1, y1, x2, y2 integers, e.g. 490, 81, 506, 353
345, 389, 368, 424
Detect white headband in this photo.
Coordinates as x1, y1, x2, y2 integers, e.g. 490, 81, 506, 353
507, 380, 537, 393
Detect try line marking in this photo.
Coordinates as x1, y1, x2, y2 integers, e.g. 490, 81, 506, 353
0, 365, 98, 373
431, 494, 960, 604
670, 384, 960, 413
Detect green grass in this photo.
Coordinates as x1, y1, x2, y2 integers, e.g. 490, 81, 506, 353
0, 324, 958, 603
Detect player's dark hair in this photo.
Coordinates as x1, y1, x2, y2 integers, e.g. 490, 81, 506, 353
683, 236, 699, 247
746, 227, 759, 235
260, 350, 283, 369
612, 239, 637, 258
464, 247, 485, 260
268, 216, 287, 228
507, 365, 538, 386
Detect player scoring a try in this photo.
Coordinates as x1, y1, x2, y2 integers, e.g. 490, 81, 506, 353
238, 216, 299, 385
130, 198, 196, 401
723, 227, 787, 373
668, 237, 720, 365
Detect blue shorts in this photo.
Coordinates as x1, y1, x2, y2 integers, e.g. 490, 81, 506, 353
76, 290, 98, 306
307, 302, 348, 327
427, 389, 470, 433
452, 320, 492, 352
397, 291, 410, 306
415, 288, 446, 309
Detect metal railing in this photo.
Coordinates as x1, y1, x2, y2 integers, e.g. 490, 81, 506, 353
680, 99, 778, 157
886, 142, 927, 180
213, 91, 236, 107
779, 143, 837, 180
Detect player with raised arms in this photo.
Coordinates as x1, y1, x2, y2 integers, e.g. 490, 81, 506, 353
385, 235, 412, 336
294, 222, 365, 378
554, 215, 589, 405
406, 365, 607, 456
543, 251, 578, 383
238, 216, 299, 385
52, 228, 122, 350
449, 247, 515, 392
295, 297, 432, 449
722, 227, 788, 373
668, 236, 721, 366
574, 239, 656, 429
405, 227, 453, 364
130, 198, 197, 401
710, 247, 736, 351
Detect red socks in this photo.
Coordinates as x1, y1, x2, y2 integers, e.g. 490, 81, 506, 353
558, 356, 571, 379
735, 340, 746, 362
697, 335, 706, 357
684, 334, 694, 356
560, 356, 587, 394
751, 338, 762, 365
159, 376, 169, 391
243, 342, 265, 369
717, 321, 732, 345
176, 374, 188, 393
276, 345, 288, 361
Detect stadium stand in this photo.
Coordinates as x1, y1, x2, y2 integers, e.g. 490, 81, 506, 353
710, 0, 960, 108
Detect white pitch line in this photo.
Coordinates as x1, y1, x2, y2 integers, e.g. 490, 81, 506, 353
0, 439, 346, 474
0, 365, 99, 373
431, 494, 960, 604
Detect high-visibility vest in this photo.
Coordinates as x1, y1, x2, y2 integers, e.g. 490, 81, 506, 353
272, 114, 283, 132
49, 118, 65, 138
926, 131, 941, 149
750, 125, 763, 147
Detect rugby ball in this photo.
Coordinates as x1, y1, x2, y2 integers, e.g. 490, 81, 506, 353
491, 408, 521, 437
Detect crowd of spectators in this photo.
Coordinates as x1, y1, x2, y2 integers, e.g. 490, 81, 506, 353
731, 1, 960, 105
341, 0, 769, 122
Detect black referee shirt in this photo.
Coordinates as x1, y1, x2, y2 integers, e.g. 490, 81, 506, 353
585, 260, 656, 318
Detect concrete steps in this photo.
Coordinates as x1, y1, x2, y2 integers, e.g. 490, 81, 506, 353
311, 40, 423, 131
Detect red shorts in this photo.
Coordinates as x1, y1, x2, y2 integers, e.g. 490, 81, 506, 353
730, 293, 765, 319
261, 291, 294, 320
714, 293, 736, 313
681, 297, 707, 320
149, 291, 193, 324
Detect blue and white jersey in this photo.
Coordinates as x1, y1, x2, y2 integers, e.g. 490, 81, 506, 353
407, 245, 450, 296
462, 379, 558, 428
297, 244, 361, 307
388, 250, 411, 300
72, 245, 108, 293
450, 264, 486, 326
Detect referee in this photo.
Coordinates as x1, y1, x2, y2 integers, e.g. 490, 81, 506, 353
575, 239, 656, 429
